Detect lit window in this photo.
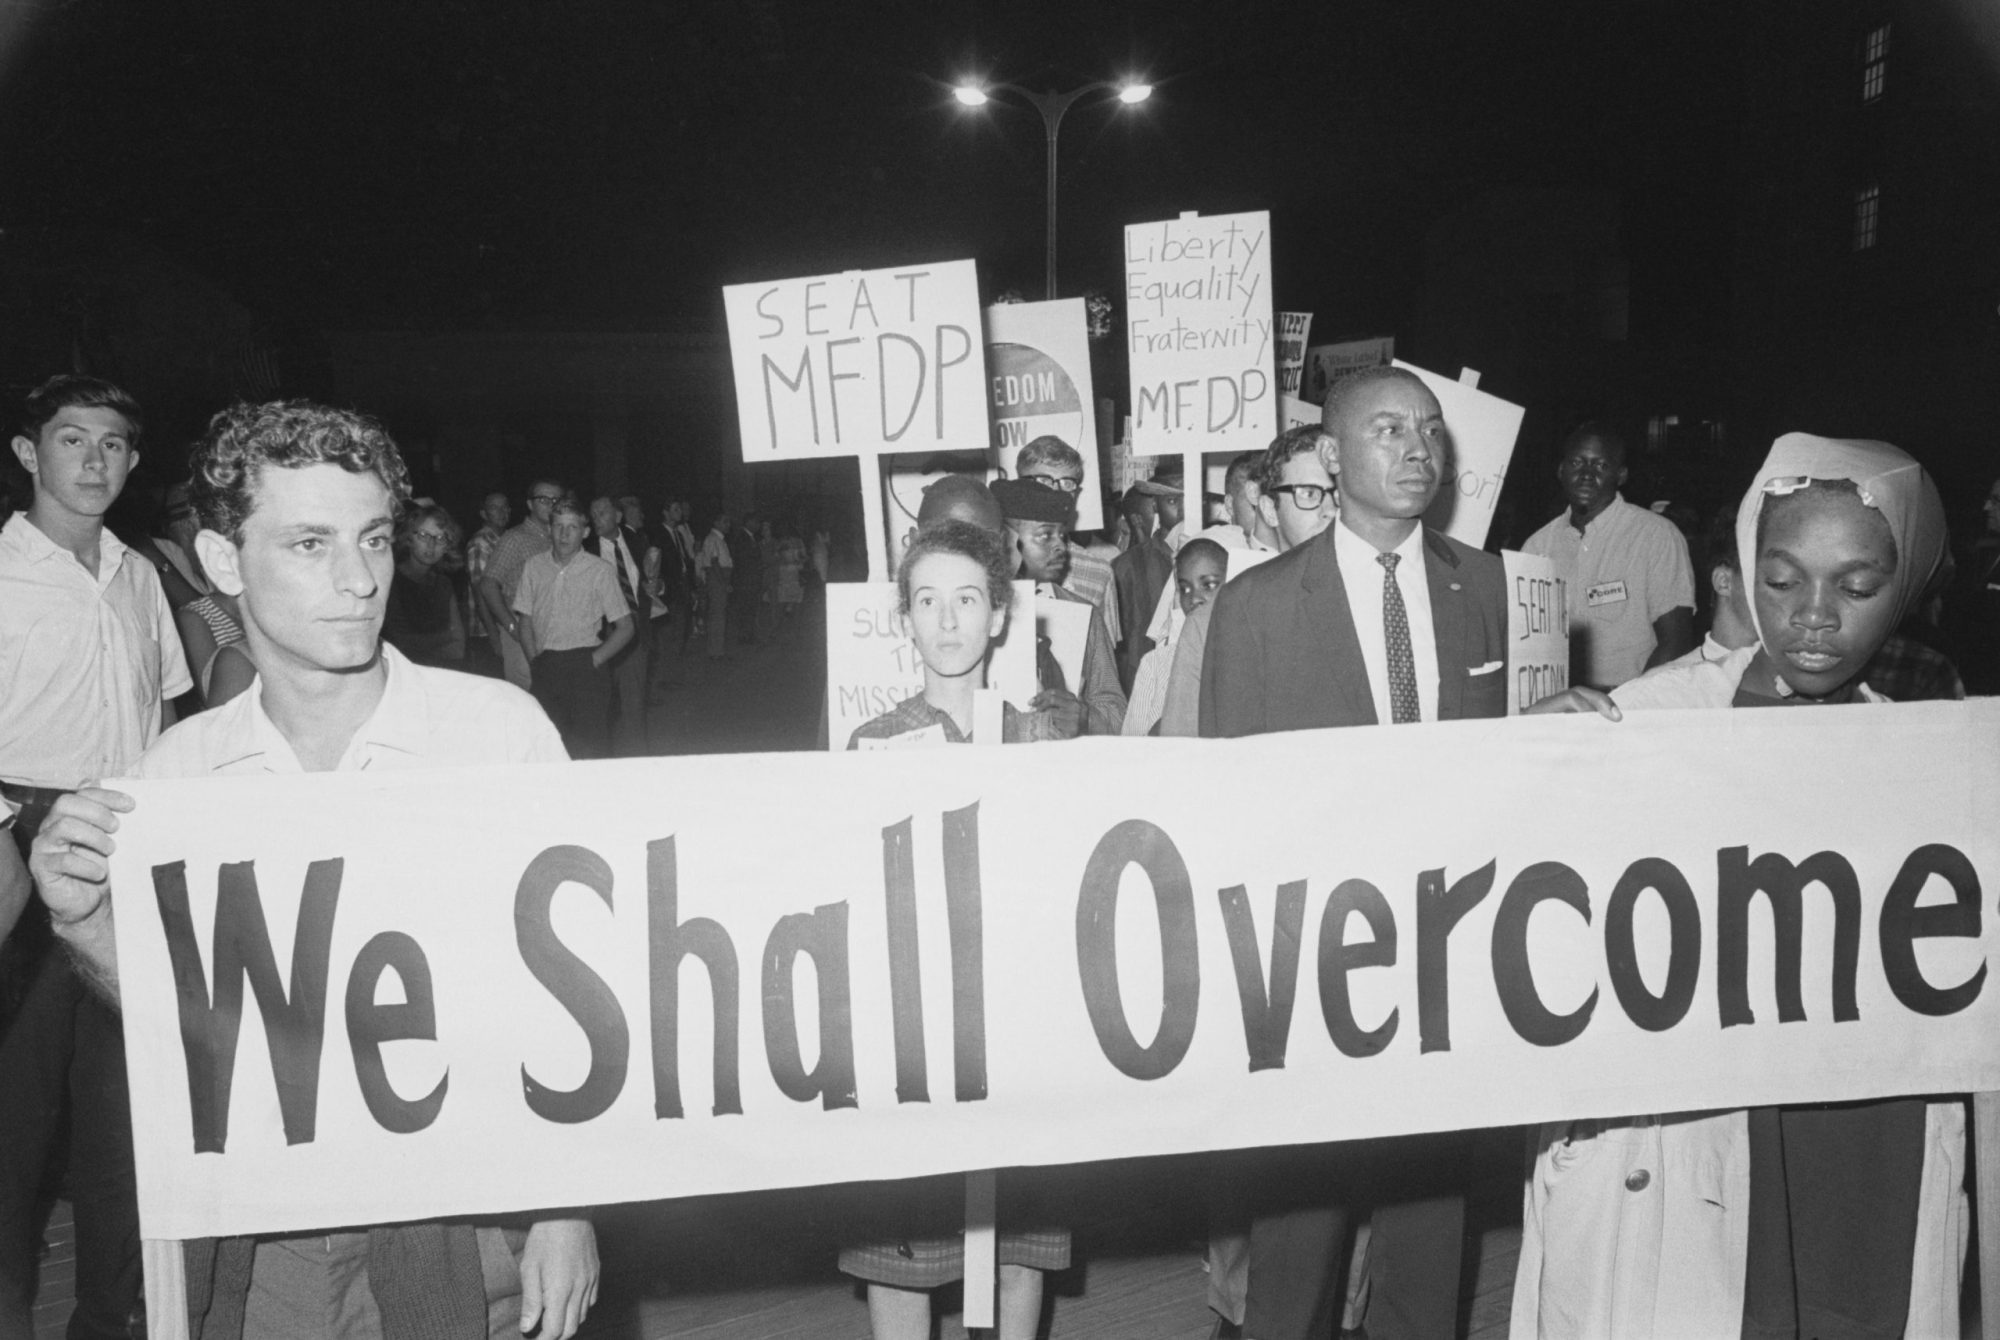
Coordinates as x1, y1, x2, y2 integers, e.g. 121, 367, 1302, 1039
1852, 183, 1881, 251
1861, 24, 1890, 102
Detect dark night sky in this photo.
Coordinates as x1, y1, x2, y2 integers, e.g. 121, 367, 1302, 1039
0, 0, 1741, 343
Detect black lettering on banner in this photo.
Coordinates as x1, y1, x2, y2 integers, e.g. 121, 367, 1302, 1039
1217, 881, 1307, 1071
880, 818, 928, 1104
762, 903, 858, 1109
152, 858, 342, 1154
516, 845, 630, 1123
1417, 860, 1496, 1053
1074, 820, 1200, 1081
1317, 879, 1399, 1057
1604, 857, 1701, 1032
1717, 846, 1860, 1027
647, 837, 742, 1120
942, 803, 988, 1102
1491, 862, 1598, 1047
344, 931, 447, 1134
1879, 843, 1986, 1017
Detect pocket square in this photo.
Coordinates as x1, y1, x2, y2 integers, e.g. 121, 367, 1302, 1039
1468, 660, 1504, 676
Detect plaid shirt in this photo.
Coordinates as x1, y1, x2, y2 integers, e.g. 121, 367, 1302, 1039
1863, 632, 1965, 702
845, 692, 1025, 748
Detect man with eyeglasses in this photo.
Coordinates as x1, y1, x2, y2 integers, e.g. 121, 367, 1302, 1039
1157, 427, 1340, 740
1014, 435, 1124, 650
477, 479, 562, 690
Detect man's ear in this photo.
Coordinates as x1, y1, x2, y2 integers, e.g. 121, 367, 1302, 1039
1614, 462, 1630, 490
1257, 494, 1281, 532
1317, 437, 1342, 479
1709, 564, 1734, 600
10, 436, 38, 476
194, 528, 246, 597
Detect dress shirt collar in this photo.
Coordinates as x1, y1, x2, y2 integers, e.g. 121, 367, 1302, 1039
209, 644, 431, 773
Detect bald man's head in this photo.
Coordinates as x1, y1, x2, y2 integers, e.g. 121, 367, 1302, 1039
917, 474, 1005, 535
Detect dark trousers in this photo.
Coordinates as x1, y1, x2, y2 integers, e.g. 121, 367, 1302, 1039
0, 930, 143, 1340
1241, 1132, 1467, 1340
531, 647, 611, 760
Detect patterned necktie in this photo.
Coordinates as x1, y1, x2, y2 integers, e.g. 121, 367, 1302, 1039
1377, 551, 1420, 724
608, 535, 638, 613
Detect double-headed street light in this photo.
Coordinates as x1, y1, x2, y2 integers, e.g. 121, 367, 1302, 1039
951, 78, 1153, 300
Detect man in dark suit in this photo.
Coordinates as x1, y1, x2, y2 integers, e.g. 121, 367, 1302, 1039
1199, 366, 1507, 1340
1111, 477, 1180, 693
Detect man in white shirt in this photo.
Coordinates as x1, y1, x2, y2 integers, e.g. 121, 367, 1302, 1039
29, 398, 598, 1340
514, 500, 632, 760
587, 495, 650, 755
1521, 423, 1696, 689
1, 374, 190, 1340
1199, 367, 1508, 1340
696, 512, 734, 660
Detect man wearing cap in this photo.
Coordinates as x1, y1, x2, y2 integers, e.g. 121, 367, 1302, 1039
992, 478, 1126, 736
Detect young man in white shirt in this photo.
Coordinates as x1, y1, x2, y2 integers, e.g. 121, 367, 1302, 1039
31, 399, 598, 1340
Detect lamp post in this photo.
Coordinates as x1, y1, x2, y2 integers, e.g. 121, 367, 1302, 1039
953, 79, 1151, 301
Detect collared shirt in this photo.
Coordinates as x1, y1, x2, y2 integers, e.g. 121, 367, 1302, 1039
483, 520, 551, 604
1522, 494, 1695, 690
698, 528, 733, 574
513, 550, 629, 653
845, 692, 1026, 749
0, 513, 193, 787
593, 530, 642, 600
134, 644, 564, 779
1332, 519, 1440, 724
1064, 545, 1121, 646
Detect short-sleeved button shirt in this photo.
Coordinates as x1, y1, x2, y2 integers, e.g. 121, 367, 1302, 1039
0, 513, 193, 786
1523, 494, 1695, 690
512, 550, 630, 652
483, 520, 551, 604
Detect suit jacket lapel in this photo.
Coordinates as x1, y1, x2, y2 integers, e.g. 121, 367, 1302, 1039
1424, 528, 1470, 721
1299, 527, 1377, 727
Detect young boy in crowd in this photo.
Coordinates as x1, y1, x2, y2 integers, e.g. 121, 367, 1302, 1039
1124, 538, 1230, 736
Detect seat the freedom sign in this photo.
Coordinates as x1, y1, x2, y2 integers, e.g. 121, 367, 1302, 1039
723, 260, 990, 459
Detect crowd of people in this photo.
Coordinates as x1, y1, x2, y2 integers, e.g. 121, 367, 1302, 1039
1, 366, 1997, 1340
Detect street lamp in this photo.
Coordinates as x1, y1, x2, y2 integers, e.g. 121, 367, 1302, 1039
951, 77, 1152, 300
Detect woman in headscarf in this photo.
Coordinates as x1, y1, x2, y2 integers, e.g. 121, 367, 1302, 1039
1513, 433, 1961, 1340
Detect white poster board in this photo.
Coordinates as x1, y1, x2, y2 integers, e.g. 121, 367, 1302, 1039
1395, 360, 1524, 551
1036, 594, 1094, 697
1303, 337, 1394, 405
1503, 550, 1570, 715
1280, 395, 1320, 430
1125, 210, 1276, 462
824, 579, 1037, 750
986, 299, 1103, 532
724, 261, 988, 460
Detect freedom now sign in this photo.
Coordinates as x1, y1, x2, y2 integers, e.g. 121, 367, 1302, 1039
109, 702, 2000, 1241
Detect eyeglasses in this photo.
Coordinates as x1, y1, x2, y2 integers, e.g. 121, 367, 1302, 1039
528, 493, 561, 505
413, 531, 450, 546
1025, 474, 1083, 495
1267, 483, 1333, 509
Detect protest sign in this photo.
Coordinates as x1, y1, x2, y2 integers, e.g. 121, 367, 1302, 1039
1503, 551, 1569, 715
1280, 395, 1320, 430
1276, 312, 1313, 398
1125, 211, 1277, 499
724, 261, 987, 461
1303, 336, 1394, 404
824, 580, 1037, 749
724, 260, 988, 580
1037, 593, 1094, 697
1396, 360, 1524, 550
109, 702, 2000, 1245
986, 299, 1103, 532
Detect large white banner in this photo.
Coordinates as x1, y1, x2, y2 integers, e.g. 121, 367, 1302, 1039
1125, 211, 1276, 455
110, 703, 2000, 1241
724, 260, 988, 459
